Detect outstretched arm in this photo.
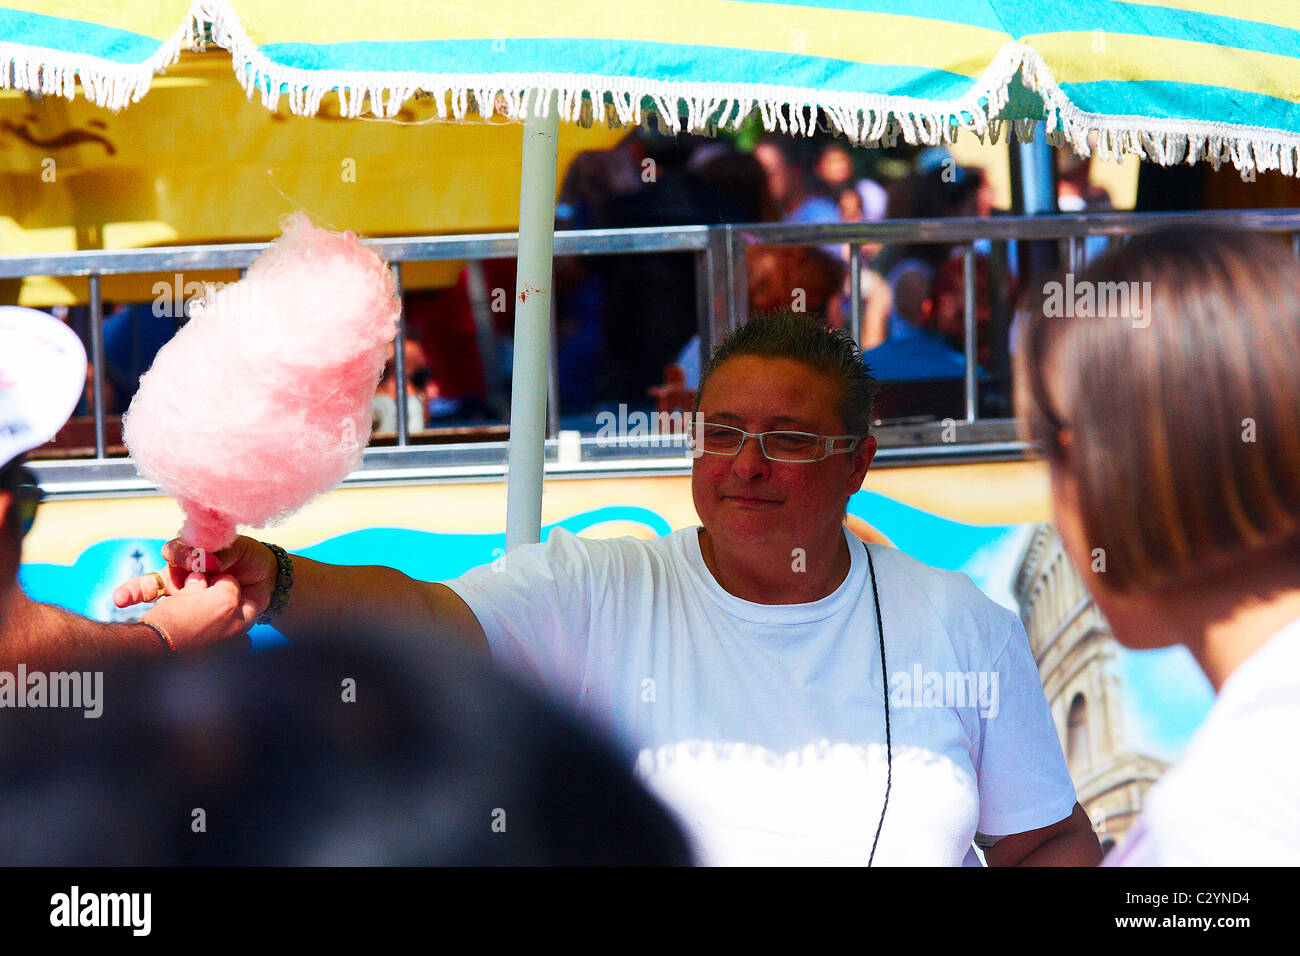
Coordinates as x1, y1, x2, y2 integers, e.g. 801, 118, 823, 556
113, 536, 489, 656
1, 576, 247, 670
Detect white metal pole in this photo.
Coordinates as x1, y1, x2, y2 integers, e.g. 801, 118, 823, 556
505, 90, 560, 551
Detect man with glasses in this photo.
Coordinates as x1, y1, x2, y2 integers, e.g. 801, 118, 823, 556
0, 306, 242, 668
116, 309, 1097, 866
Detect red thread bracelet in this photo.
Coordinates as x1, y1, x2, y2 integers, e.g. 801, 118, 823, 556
140, 619, 177, 654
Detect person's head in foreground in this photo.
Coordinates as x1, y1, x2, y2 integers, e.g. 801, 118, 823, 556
0, 307, 86, 624
690, 311, 879, 593
1014, 227, 1300, 864
0, 628, 693, 865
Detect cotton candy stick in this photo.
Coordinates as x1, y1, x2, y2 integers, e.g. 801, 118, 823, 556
123, 213, 401, 553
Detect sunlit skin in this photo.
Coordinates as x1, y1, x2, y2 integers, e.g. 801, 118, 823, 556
692, 355, 875, 605
814, 145, 854, 192
838, 188, 863, 222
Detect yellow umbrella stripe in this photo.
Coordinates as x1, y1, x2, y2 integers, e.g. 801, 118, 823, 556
235, 0, 1009, 78
1025, 32, 1300, 105
1119, 0, 1300, 34
3, 0, 193, 42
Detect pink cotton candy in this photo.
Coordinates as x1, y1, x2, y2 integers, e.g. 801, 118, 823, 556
123, 213, 400, 552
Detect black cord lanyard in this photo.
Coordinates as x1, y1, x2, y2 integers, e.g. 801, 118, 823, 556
863, 541, 892, 866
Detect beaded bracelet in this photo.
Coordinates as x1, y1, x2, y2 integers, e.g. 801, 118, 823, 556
256, 542, 295, 626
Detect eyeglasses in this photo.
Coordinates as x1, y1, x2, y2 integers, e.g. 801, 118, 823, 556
688, 422, 864, 463
1, 462, 43, 537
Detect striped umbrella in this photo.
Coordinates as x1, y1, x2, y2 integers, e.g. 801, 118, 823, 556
4, 0, 1298, 544
5, 1, 1297, 173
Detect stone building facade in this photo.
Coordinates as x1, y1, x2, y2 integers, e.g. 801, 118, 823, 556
1012, 524, 1167, 853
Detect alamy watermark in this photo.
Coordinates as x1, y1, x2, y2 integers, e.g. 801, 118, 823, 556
889, 665, 999, 718
0, 665, 102, 718
50, 886, 150, 936
1042, 273, 1152, 328
152, 274, 254, 320
594, 404, 704, 454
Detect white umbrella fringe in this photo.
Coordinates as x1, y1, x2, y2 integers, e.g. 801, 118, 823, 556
0, 14, 192, 108
4, 1, 1297, 178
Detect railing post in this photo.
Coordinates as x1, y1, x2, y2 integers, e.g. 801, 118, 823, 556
727, 226, 749, 330
88, 273, 106, 459
700, 226, 729, 356
849, 242, 863, 346
465, 259, 504, 417
963, 245, 978, 424
1009, 134, 1060, 285
392, 262, 408, 446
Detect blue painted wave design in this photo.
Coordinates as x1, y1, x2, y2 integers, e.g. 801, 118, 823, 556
18, 506, 672, 648
16, 497, 1210, 756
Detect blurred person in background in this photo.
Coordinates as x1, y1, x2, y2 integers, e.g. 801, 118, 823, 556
754, 133, 840, 228
571, 133, 778, 408
672, 244, 846, 392
553, 130, 653, 414
747, 245, 846, 320
924, 247, 1016, 371
814, 139, 888, 224
871, 149, 991, 332
691, 146, 781, 224
833, 183, 892, 350
1015, 228, 1300, 865
402, 272, 511, 424
103, 301, 181, 413
371, 337, 429, 434
858, 153, 1004, 402
838, 185, 865, 223
581, 132, 759, 406
1056, 143, 1114, 266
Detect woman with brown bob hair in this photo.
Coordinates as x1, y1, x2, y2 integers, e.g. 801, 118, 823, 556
1014, 227, 1300, 865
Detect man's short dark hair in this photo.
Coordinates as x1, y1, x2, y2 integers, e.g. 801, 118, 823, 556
695, 310, 880, 437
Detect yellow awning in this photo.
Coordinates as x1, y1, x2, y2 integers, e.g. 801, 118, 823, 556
0, 49, 625, 305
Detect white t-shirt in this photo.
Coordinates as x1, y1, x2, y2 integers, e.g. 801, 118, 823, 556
1104, 616, 1300, 866
444, 525, 1077, 865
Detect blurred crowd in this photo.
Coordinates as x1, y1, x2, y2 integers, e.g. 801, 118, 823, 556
38, 130, 1118, 451
553, 130, 1013, 422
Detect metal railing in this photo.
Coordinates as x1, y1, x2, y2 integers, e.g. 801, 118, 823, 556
6, 208, 1300, 496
